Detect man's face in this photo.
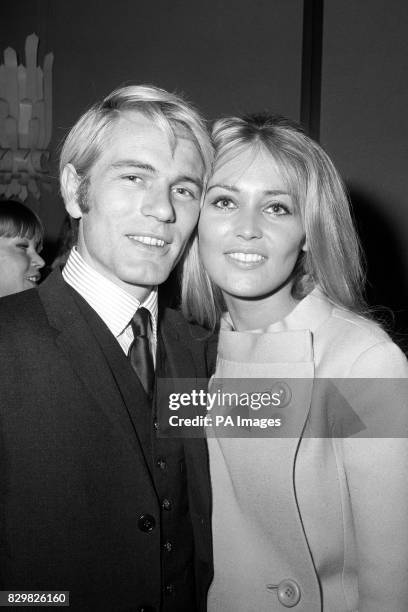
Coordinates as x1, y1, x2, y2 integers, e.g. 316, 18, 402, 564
68, 112, 204, 299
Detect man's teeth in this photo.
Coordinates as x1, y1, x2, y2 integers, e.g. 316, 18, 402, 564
228, 252, 265, 263
27, 276, 38, 282
129, 235, 165, 247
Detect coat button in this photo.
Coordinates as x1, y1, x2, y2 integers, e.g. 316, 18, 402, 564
163, 540, 173, 552
153, 418, 159, 431
138, 607, 156, 612
270, 381, 292, 408
138, 514, 156, 532
277, 579, 301, 607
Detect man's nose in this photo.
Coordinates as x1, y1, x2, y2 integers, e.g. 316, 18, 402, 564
235, 210, 263, 240
140, 186, 176, 223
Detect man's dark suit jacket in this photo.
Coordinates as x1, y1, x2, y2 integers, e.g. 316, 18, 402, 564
0, 271, 215, 611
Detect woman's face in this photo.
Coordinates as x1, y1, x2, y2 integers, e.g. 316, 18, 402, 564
0, 234, 45, 297
198, 146, 305, 304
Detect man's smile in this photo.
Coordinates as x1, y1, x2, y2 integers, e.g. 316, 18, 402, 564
127, 234, 168, 248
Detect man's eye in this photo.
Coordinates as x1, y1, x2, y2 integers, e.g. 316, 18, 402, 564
125, 175, 142, 183
212, 198, 236, 210
172, 187, 196, 199
265, 202, 289, 215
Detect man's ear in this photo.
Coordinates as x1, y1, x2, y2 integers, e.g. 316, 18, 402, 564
61, 164, 83, 219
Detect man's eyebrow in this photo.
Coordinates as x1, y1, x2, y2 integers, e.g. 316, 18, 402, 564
109, 162, 203, 190
175, 175, 203, 191
110, 160, 156, 173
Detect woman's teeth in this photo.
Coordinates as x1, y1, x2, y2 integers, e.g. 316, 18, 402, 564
228, 252, 265, 263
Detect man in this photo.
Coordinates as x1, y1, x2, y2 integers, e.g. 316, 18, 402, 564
0, 85, 214, 611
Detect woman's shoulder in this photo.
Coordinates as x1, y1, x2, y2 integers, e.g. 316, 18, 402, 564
311, 291, 408, 377
330, 303, 390, 342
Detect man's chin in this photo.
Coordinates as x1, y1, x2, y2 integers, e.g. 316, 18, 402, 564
119, 268, 172, 293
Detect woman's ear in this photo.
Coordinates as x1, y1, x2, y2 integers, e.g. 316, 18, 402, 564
61, 164, 83, 219
301, 237, 308, 252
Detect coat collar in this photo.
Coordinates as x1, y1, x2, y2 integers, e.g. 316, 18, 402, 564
221, 287, 334, 336
267, 287, 334, 334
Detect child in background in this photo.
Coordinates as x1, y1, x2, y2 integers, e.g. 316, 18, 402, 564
0, 200, 45, 297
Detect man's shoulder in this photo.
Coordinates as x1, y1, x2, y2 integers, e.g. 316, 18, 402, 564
0, 270, 70, 338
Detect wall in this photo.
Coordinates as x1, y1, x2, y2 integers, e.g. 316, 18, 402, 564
321, 0, 408, 332
0, 0, 303, 246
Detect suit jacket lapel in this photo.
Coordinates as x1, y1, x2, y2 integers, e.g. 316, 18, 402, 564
38, 271, 153, 473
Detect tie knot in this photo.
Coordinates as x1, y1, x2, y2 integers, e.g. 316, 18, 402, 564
131, 307, 151, 338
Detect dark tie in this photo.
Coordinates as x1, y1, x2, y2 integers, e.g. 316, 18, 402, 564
128, 307, 155, 397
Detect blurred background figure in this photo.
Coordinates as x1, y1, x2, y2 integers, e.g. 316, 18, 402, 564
0, 200, 45, 297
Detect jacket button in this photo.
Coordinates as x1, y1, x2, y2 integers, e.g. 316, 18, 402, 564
277, 579, 301, 607
163, 540, 173, 552
156, 457, 167, 470
138, 514, 156, 532
138, 607, 156, 612
161, 498, 172, 511
153, 418, 159, 431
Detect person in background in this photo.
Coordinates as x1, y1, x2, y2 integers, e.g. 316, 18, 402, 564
182, 113, 408, 612
0, 199, 45, 297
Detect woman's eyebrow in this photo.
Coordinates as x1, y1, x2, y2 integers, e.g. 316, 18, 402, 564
206, 184, 290, 196
206, 183, 239, 193
263, 189, 290, 196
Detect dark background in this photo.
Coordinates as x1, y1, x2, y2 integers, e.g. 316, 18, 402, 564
1, 0, 408, 334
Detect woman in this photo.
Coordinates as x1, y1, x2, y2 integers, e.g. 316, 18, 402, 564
182, 114, 408, 611
0, 200, 45, 297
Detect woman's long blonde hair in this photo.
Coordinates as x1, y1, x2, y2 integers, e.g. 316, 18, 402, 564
181, 113, 367, 330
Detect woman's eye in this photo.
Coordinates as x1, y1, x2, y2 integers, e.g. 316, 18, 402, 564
265, 202, 289, 215
16, 242, 29, 250
212, 198, 236, 210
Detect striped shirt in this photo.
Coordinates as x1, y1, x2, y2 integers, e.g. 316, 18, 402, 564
62, 247, 158, 360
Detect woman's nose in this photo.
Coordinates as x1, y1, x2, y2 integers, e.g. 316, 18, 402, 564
235, 211, 262, 240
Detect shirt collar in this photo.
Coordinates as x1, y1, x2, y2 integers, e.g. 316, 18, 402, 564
62, 246, 158, 338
